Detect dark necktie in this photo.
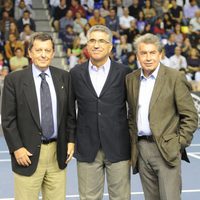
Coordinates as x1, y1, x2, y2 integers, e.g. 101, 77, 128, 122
40, 72, 54, 139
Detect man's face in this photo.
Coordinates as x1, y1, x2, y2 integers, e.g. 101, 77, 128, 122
87, 31, 112, 64
137, 43, 161, 77
28, 40, 55, 71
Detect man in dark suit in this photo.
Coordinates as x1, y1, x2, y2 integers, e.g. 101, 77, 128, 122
70, 25, 131, 200
1, 32, 75, 200
126, 33, 198, 200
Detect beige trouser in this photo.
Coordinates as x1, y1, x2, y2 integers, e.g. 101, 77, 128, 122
138, 140, 181, 200
77, 149, 131, 200
14, 142, 66, 200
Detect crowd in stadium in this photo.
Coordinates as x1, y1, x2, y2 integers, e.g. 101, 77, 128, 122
0, 0, 199, 89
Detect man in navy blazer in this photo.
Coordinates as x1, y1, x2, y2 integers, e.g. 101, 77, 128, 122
70, 25, 131, 200
1, 32, 75, 200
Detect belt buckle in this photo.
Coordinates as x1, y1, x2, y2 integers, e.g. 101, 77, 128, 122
41, 138, 56, 144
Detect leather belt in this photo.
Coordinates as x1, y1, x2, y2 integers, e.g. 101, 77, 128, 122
41, 138, 57, 144
138, 135, 154, 142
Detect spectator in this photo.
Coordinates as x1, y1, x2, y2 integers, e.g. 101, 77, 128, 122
124, 51, 138, 71
20, 24, 34, 56
161, 0, 170, 14
142, 0, 156, 24
169, 46, 187, 70
160, 48, 171, 67
73, 11, 87, 34
181, 37, 192, 57
114, 0, 124, 17
49, 0, 60, 17
128, 0, 142, 19
153, 17, 165, 36
174, 23, 184, 46
187, 48, 200, 79
67, 36, 82, 70
119, 7, 136, 35
164, 32, 177, 58
17, 9, 36, 33
79, 23, 91, 47
9, 22, 19, 40
189, 9, 200, 33
169, 0, 183, 25
88, 9, 105, 26
59, 9, 74, 36
126, 20, 139, 44
2, 0, 14, 18
53, 0, 68, 32
60, 24, 76, 51
15, 0, 35, 20
0, 52, 9, 74
105, 7, 120, 40
163, 12, 173, 33
80, 0, 94, 18
152, 0, 165, 16
70, 0, 86, 18
100, 0, 110, 18
4, 33, 24, 59
141, 23, 152, 35
15, 0, 32, 8
9, 47, 29, 71
183, 0, 199, 22
116, 34, 132, 63
136, 10, 146, 33
0, 11, 15, 41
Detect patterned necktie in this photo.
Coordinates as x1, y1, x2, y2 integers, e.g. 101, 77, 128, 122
40, 72, 54, 139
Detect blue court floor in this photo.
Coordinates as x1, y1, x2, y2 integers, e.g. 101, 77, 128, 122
0, 130, 200, 200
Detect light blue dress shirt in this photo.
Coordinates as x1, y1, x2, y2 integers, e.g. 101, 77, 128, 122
88, 58, 111, 97
32, 65, 58, 138
137, 65, 160, 136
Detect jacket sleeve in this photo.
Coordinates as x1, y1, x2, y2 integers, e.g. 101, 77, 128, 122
1, 75, 23, 153
175, 72, 198, 149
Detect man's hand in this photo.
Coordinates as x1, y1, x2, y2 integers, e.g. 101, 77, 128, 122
14, 147, 33, 167
65, 143, 75, 164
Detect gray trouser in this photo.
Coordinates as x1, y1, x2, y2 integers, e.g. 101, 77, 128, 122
138, 140, 181, 200
77, 149, 131, 200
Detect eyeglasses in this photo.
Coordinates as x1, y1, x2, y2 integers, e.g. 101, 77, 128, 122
87, 39, 111, 45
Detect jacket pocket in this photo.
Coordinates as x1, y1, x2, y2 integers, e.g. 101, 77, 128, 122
159, 134, 180, 163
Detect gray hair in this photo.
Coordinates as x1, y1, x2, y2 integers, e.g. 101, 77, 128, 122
28, 32, 55, 51
134, 33, 163, 54
86, 25, 113, 43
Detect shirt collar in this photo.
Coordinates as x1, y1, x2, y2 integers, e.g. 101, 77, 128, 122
89, 58, 111, 73
32, 64, 51, 78
140, 63, 160, 80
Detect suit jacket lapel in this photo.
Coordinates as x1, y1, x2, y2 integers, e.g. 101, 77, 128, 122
149, 65, 166, 112
23, 66, 41, 129
50, 67, 65, 127
99, 61, 120, 97
80, 62, 97, 97
133, 70, 141, 117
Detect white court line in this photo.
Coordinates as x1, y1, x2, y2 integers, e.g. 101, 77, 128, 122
188, 152, 200, 159
1, 190, 200, 199
190, 144, 200, 147
0, 151, 9, 153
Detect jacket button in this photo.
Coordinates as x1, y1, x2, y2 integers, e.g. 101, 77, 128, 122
38, 132, 42, 135
98, 112, 102, 116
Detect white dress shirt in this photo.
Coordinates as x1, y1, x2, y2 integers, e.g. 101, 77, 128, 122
137, 65, 160, 136
169, 55, 187, 71
88, 59, 111, 97
32, 65, 58, 138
